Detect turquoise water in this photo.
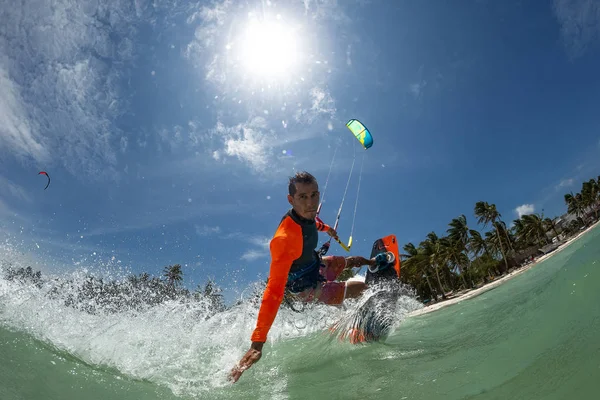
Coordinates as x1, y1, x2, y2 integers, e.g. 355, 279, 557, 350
1, 226, 599, 399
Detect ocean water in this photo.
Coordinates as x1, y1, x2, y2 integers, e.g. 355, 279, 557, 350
1, 225, 599, 399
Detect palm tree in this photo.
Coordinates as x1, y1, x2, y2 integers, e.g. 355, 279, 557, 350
474, 201, 510, 271
163, 264, 183, 290
511, 217, 527, 249
520, 214, 549, 247
543, 217, 560, 239
565, 192, 589, 224
582, 180, 598, 219
468, 229, 491, 258
447, 215, 473, 286
431, 235, 459, 293
447, 215, 470, 251
196, 280, 226, 313
402, 242, 440, 301
497, 220, 515, 253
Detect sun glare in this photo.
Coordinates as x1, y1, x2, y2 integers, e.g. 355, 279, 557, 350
237, 15, 300, 79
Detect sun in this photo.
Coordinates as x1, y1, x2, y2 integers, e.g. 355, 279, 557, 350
237, 15, 301, 79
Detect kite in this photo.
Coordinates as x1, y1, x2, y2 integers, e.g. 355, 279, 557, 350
38, 171, 50, 190
316, 118, 374, 255
346, 119, 373, 149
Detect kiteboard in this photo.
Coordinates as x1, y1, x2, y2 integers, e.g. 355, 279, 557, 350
365, 234, 401, 285
330, 234, 402, 344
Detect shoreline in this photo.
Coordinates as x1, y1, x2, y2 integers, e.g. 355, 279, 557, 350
407, 219, 600, 317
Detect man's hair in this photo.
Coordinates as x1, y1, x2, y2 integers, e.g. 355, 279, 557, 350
288, 171, 318, 196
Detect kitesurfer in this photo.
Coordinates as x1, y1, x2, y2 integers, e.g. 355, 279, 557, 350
229, 171, 392, 383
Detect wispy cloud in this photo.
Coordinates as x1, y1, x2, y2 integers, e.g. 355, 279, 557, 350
213, 117, 274, 172
294, 87, 337, 124
240, 236, 270, 261
222, 231, 270, 260
0, 197, 14, 217
515, 204, 535, 218
556, 178, 574, 189
241, 249, 268, 261
0, 0, 136, 180
195, 224, 222, 237
246, 236, 270, 249
0, 174, 33, 223
346, 44, 352, 66
0, 66, 50, 164
0, 174, 32, 204
409, 81, 427, 98
79, 201, 251, 238
553, 0, 600, 59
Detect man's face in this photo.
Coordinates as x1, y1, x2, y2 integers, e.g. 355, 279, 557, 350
288, 182, 320, 220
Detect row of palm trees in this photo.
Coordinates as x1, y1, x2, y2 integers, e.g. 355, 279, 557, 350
564, 177, 600, 223
397, 176, 600, 302
3, 263, 227, 316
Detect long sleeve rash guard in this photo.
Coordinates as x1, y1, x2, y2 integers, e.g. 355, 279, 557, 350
250, 210, 330, 343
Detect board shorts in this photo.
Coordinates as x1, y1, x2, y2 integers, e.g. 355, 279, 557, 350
296, 255, 347, 305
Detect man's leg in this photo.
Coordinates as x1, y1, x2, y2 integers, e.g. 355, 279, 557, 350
309, 280, 366, 304
321, 255, 377, 280
344, 280, 366, 299
315, 255, 377, 303
344, 256, 377, 270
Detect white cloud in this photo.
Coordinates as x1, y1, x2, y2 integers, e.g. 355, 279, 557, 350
120, 137, 128, 154
553, 0, 600, 59
515, 204, 535, 218
0, 66, 50, 164
0, 0, 136, 180
556, 178, 574, 189
0, 174, 32, 204
247, 236, 270, 250
221, 231, 271, 260
195, 225, 222, 237
240, 236, 270, 261
158, 125, 187, 152
294, 87, 337, 124
241, 249, 268, 261
0, 197, 13, 217
213, 117, 275, 172
346, 44, 352, 66
409, 81, 427, 98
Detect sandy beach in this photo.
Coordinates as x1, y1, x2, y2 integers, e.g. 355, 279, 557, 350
408, 219, 600, 317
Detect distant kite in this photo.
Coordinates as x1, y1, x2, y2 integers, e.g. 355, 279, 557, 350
38, 171, 50, 190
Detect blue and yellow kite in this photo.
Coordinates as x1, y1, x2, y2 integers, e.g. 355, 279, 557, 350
345, 119, 373, 149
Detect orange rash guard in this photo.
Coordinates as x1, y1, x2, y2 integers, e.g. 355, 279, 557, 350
251, 209, 330, 343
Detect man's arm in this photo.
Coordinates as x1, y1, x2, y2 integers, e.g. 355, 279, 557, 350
250, 229, 301, 342
315, 217, 337, 239
229, 221, 301, 383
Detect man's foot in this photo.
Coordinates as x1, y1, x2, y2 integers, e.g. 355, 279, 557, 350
368, 252, 395, 273
374, 251, 395, 267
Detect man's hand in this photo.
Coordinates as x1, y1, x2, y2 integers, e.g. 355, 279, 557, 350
326, 227, 338, 240
228, 342, 264, 383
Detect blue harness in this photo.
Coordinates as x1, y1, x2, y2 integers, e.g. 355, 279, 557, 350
286, 256, 326, 294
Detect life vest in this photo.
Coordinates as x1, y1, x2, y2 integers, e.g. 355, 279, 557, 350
286, 252, 326, 293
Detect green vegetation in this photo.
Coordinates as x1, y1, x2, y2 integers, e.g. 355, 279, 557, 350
398, 176, 600, 303
2, 263, 227, 317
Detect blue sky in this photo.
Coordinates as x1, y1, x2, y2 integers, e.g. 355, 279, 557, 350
1, 0, 600, 301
